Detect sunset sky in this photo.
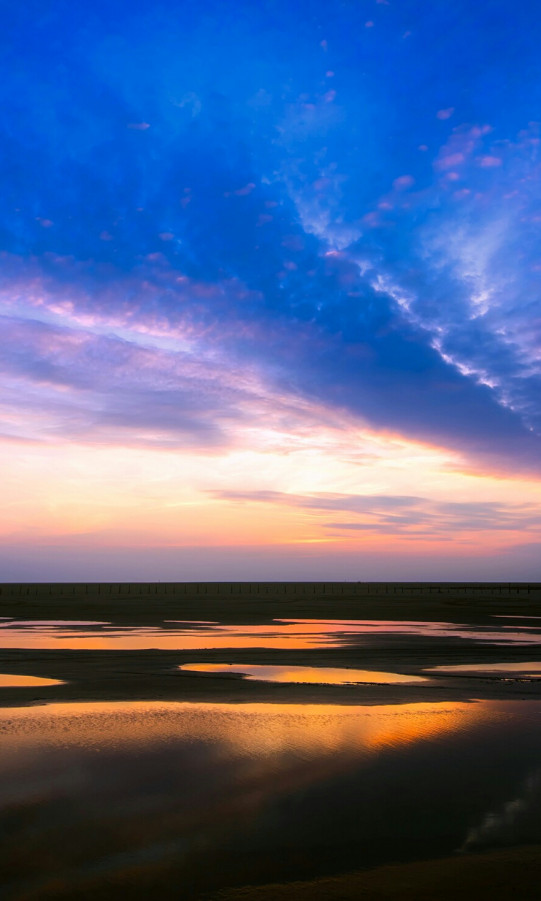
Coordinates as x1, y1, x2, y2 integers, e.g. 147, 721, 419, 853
2, 0, 541, 580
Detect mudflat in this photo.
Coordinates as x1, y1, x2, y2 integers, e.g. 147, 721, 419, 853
1, 582, 541, 707
2, 582, 541, 901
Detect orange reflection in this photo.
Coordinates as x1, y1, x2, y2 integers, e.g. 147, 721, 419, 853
363, 701, 495, 750
179, 663, 428, 685
0, 674, 65, 688
0, 624, 320, 651
0, 699, 494, 761
2, 618, 540, 651
429, 661, 541, 677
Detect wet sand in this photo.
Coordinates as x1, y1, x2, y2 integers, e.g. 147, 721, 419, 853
2, 642, 541, 708
0, 582, 541, 710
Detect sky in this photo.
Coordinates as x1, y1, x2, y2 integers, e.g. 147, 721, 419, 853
1, 0, 541, 581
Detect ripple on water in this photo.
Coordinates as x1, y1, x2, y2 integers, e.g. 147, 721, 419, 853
1, 699, 541, 897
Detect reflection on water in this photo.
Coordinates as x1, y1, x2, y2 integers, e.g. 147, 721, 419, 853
494, 615, 541, 619
0, 674, 65, 688
1, 617, 541, 650
179, 663, 428, 685
2, 699, 541, 899
0, 699, 485, 756
429, 661, 541, 678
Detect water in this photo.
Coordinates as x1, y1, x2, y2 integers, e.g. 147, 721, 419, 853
429, 661, 541, 678
179, 662, 428, 684
1, 617, 541, 650
0, 674, 64, 688
2, 614, 541, 899
1, 699, 541, 900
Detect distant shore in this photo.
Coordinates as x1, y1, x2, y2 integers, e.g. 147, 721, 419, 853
2, 581, 541, 623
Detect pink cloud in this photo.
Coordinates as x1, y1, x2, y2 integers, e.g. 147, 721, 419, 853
127, 122, 150, 130
365, 20, 374, 28
437, 108, 455, 120
235, 183, 256, 196
434, 152, 465, 171
470, 124, 493, 138
159, 232, 175, 241
393, 175, 415, 191
362, 211, 381, 228
478, 155, 503, 168
313, 177, 332, 191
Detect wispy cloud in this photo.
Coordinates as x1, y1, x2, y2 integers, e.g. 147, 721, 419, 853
2, 0, 541, 574
213, 490, 541, 538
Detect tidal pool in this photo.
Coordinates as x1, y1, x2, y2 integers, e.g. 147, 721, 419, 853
429, 661, 541, 678
1, 617, 541, 650
0, 674, 65, 688
1, 698, 541, 900
179, 662, 428, 684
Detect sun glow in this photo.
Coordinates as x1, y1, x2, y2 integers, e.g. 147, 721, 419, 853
2, 418, 541, 558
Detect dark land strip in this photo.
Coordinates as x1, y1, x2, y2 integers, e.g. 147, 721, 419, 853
2, 581, 541, 623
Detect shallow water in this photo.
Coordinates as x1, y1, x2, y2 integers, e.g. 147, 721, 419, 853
179, 662, 428, 684
3, 614, 541, 898
0, 674, 65, 688
429, 661, 541, 678
1, 698, 541, 899
1, 617, 540, 650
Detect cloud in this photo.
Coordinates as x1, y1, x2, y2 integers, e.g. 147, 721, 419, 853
212, 490, 541, 538
392, 175, 415, 190
477, 154, 502, 167
0, 0, 541, 479
0, 312, 266, 448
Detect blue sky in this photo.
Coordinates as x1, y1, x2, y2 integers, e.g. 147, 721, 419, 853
1, 0, 541, 579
